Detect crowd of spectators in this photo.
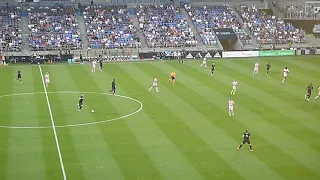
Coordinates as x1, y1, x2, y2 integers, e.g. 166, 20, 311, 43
184, 4, 251, 45
83, 5, 140, 49
136, 4, 197, 48
0, 5, 22, 51
236, 5, 306, 44
28, 6, 81, 51
282, 5, 320, 19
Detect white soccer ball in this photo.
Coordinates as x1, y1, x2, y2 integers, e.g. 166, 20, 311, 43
91, 110, 94, 113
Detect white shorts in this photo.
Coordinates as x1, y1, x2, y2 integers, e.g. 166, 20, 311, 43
232, 86, 236, 90
254, 68, 258, 71
284, 75, 287, 78
92, 66, 96, 68
229, 106, 234, 111
153, 83, 158, 87
45, 79, 50, 84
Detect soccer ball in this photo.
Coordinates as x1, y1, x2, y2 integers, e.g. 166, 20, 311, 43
91, 110, 94, 113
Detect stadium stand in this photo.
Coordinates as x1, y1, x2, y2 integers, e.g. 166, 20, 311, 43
83, 5, 141, 49
136, 4, 198, 48
236, 5, 306, 45
184, 4, 252, 45
282, 5, 320, 19
27, 6, 82, 51
0, 5, 22, 51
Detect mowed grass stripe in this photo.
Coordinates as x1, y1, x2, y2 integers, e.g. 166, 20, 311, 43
41, 66, 86, 180
115, 64, 246, 180
160, 61, 317, 179
216, 61, 320, 133
46, 65, 124, 180
292, 57, 320, 71
182, 62, 320, 178
254, 59, 318, 88
216, 62, 320, 151
145, 62, 286, 180
279, 59, 320, 81
102, 64, 204, 180
7, 66, 45, 180
68, 65, 163, 180
225, 60, 320, 124
0, 67, 14, 179
231, 60, 308, 95
32, 66, 64, 179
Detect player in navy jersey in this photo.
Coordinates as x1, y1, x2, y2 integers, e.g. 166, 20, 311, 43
77, 93, 84, 112
237, 130, 253, 152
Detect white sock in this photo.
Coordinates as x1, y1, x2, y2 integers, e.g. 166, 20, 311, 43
232, 112, 235, 116
229, 111, 231, 116
315, 96, 319, 99
149, 87, 152, 91
156, 87, 159, 92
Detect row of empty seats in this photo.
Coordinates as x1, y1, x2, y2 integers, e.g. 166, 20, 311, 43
282, 5, 320, 19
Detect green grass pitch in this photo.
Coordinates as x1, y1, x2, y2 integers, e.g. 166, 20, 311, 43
0, 56, 320, 180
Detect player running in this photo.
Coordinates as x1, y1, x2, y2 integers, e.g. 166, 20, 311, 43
253, 62, 259, 76
237, 130, 253, 152
305, 83, 313, 101
200, 58, 207, 68
228, 98, 235, 116
266, 62, 271, 75
230, 80, 238, 95
77, 93, 84, 112
44, 72, 50, 88
16, 68, 22, 83
149, 76, 159, 92
168, 70, 176, 85
92, 59, 97, 73
282, 67, 289, 84
314, 86, 320, 100
210, 63, 215, 76
109, 78, 116, 95
99, 56, 103, 72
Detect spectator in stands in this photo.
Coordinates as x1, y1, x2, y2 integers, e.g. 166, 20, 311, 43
27, 6, 82, 51
236, 5, 305, 45
0, 5, 22, 51
136, 4, 197, 48
184, 4, 251, 45
83, 5, 140, 49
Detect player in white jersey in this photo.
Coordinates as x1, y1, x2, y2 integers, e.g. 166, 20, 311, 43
92, 60, 97, 73
282, 67, 289, 84
149, 77, 159, 92
44, 72, 50, 88
253, 62, 259, 76
314, 87, 320, 100
228, 98, 235, 116
231, 80, 238, 95
200, 58, 207, 68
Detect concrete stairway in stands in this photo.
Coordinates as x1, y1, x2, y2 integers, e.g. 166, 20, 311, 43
20, 8, 30, 53
232, 6, 259, 47
76, 11, 89, 50
131, 14, 148, 49
181, 9, 206, 48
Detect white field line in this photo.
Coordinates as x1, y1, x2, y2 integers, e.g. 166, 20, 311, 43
38, 65, 67, 180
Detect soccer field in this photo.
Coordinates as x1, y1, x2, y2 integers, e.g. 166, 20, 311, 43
0, 56, 320, 180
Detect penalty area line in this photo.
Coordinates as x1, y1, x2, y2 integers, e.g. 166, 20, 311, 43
38, 65, 67, 180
